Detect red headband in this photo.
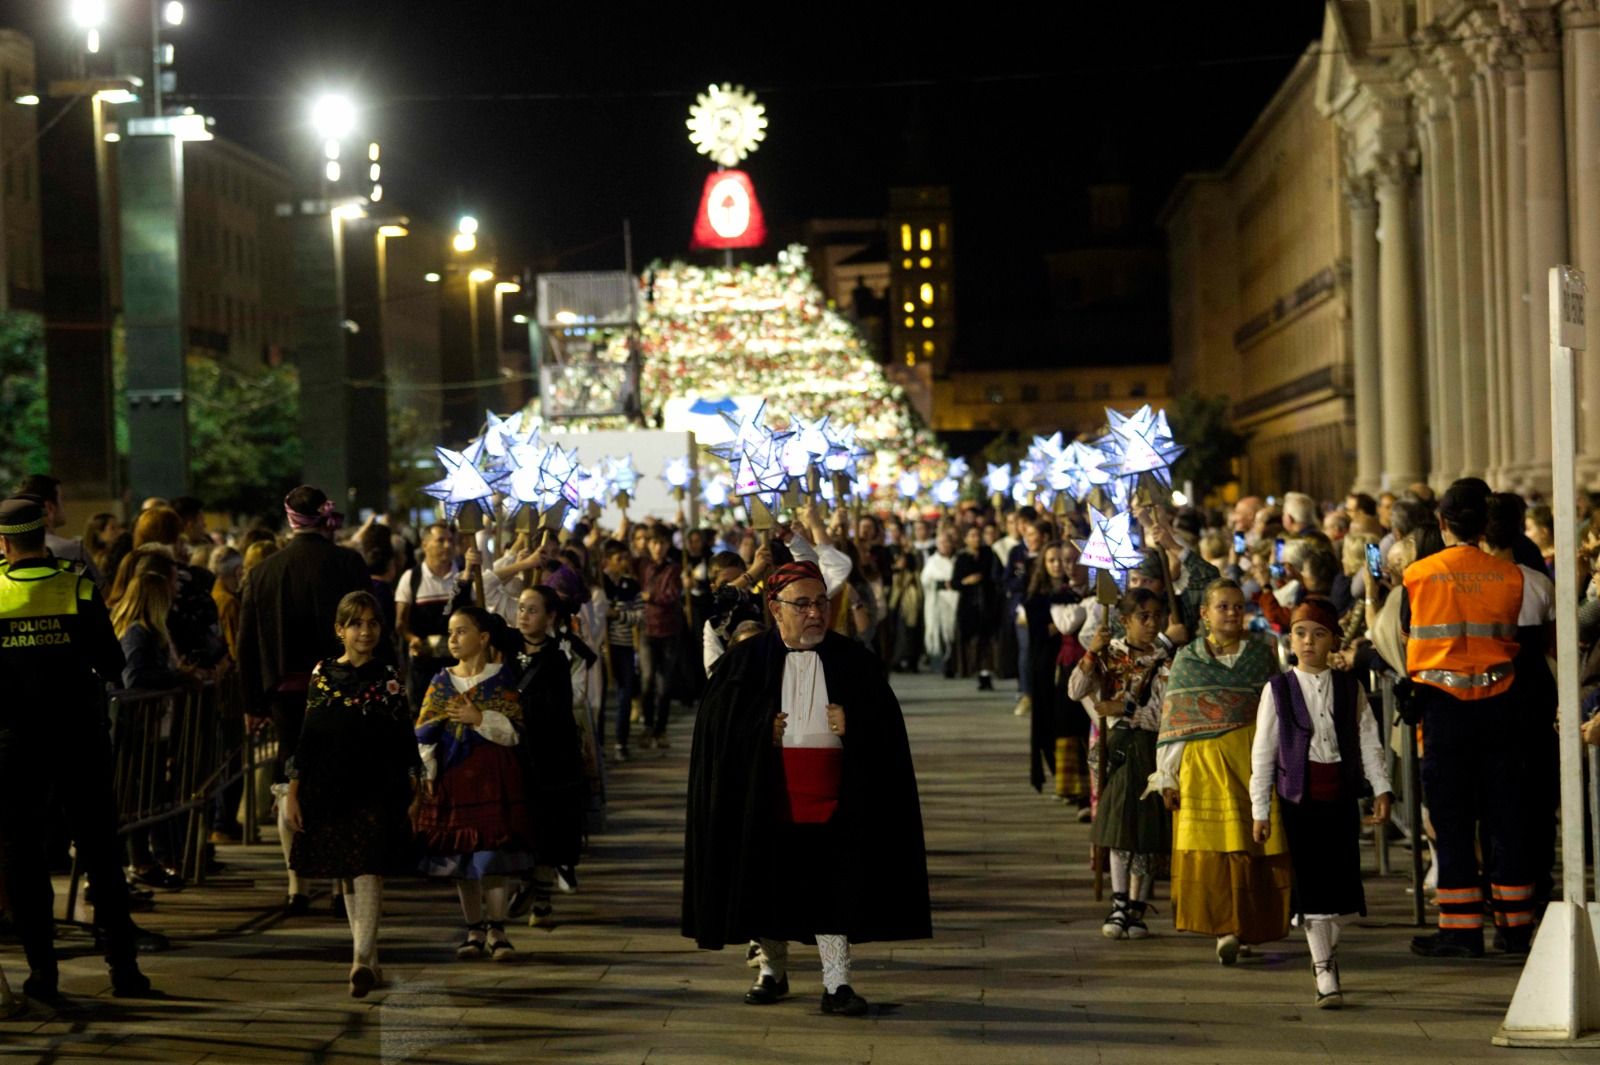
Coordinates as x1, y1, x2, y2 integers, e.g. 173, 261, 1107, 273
1290, 597, 1340, 645
285, 496, 343, 532
765, 560, 824, 601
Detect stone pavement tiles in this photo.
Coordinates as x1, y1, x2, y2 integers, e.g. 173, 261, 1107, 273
0, 671, 1583, 1064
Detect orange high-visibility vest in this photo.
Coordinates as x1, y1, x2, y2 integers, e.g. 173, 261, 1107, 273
1403, 544, 1523, 700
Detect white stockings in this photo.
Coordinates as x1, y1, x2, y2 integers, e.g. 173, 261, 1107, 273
756, 936, 853, 993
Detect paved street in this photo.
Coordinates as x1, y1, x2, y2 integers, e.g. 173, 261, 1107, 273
2, 671, 1580, 1064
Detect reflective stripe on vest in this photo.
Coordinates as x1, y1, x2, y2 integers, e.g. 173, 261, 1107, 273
1403, 545, 1523, 700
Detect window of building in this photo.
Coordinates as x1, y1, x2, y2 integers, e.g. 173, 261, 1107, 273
922, 340, 935, 361
1055, 382, 1076, 401
905, 348, 915, 367
919, 282, 933, 306
1021, 384, 1039, 403
918, 227, 932, 252
1092, 381, 1110, 398
903, 315, 915, 328
1130, 381, 1147, 397
900, 223, 912, 252
921, 315, 934, 329
985, 387, 1005, 405
938, 223, 949, 248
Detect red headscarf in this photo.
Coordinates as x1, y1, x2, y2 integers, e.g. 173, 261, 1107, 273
1290, 597, 1340, 645
765, 559, 824, 601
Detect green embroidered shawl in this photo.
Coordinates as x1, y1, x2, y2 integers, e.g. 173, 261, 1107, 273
1157, 634, 1277, 746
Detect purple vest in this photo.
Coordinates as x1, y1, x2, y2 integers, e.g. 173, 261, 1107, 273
1268, 670, 1363, 805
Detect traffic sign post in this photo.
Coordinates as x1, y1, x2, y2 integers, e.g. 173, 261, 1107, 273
1494, 266, 1600, 1047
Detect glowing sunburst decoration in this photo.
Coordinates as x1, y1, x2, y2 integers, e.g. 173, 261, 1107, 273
1076, 508, 1144, 591
687, 83, 768, 168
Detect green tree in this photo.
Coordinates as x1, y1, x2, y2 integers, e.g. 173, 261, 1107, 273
0, 311, 49, 490
1170, 392, 1247, 502
184, 357, 303, 517
388, 396, 441, 518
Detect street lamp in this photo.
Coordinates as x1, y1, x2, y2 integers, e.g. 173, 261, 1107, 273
453, 215, 478, 254
311, 93, 356, 142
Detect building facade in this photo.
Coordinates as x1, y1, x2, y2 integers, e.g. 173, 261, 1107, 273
887, 186, 953, 422
932, 364, 1170, 436
1168, 0, 1600, 499
1164, 45, 1355, 502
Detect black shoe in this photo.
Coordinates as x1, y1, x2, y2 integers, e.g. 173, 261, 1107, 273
22, 975, 70, 1012
285, 893, 310, 917
744, 974, 789, 1005
111, 967, 154, 998
132, 866, 184, 891
331, 894, 347, 920
1410, 930, 1485, 958
977, 674, 994, 691
821, 984, 870, 1016
507, 882, 535, 919
1495, 925, 1533, 955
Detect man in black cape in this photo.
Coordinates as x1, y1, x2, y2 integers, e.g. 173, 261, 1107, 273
682, 560, 931, 1016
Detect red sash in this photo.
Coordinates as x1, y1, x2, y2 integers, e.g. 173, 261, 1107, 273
780, 746, 843, 824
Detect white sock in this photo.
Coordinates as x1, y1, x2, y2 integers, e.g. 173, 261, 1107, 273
347, 875, 382, 970
1110, 851, 1131, 896
481, 876, 509, 923
817, 935, 851, 994
275, 798, 301, 897
457, 880, 484, 926
1306, 918, 1339, 994
757, 938, 788, 981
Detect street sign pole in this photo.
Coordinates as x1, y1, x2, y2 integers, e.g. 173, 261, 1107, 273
1495, 265, 1600, 1047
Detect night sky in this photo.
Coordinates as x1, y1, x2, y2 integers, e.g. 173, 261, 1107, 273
7, 2, 1325, 360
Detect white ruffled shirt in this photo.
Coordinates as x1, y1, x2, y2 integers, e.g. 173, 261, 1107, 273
1247, 666, 1391, 821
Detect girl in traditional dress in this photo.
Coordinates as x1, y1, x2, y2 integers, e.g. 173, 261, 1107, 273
1022, 542, 1084, 798
1073, 587, 1172, 940
414, 606, 536, 962
509, 585, 589, 927
1249, 598, 1392, 1008
1148, 578, 1291, 964
284, 591, 420, 997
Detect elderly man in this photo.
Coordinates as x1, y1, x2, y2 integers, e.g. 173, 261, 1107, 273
682, 560, 931, 1016
1231, 496, 1263, 539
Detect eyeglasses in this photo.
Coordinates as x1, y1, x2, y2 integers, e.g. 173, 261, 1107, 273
773, 595, 830, 616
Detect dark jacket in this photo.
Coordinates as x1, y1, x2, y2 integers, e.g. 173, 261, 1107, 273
119, 622, 184, 691
512, 640, 589, 867
638, 557, 684, 638
682, 629, 931, 949
237, 532, 370, 710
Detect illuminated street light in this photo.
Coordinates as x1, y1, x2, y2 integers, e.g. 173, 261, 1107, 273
95, 88, 138, 104
468, 268, 495, 284
14, 94, 38, 106
324, 139, 340, 160
458, 216, 479, 236
331, 202, 365, 221
86, 29, 100, 53
71, 0, 105, 27
310, 93, 356, 141
368, 143, 380, 162
554, 310, 579, 325
164, 1, 185, 25
103, 131, 120, 142
452, 232, 476, 253
325, 160, 341, 182
424, 272, 441, 283
378, 224, 408, 238
370, 184, 383, 202
494, 281, 521, 294
512, 314, 529, 324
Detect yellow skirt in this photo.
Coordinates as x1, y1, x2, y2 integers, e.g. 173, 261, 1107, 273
1171, 725, 1292, 943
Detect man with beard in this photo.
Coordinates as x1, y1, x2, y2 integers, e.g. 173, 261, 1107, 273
682, 560, 931, 1015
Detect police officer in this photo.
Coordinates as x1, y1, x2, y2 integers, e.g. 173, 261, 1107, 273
1401, 479, 1541, 958
0, 496, 152, 1004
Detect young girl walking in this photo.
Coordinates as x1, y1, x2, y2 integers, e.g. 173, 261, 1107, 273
1249, 598, 1392, 1008
1070, 588, 1172, 939
284, 591, 420, 997
414, 606, 537, 962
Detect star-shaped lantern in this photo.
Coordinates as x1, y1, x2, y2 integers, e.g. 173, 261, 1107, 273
790, 414, 833, 459
1102, 404, 1185, 490
930, 478, 960, 508
947, 457, 970, 481
702, 475, 732, 510
662, 456, 694, 491
424, 440, 498, 523
897, 471, 922, 501
1075, 508, 1144, 590
983, 463, 1012, 498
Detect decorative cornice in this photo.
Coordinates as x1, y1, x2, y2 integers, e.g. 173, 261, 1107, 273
1374, 149, 1420, 187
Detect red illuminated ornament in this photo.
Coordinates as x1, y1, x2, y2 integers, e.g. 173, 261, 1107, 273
691, 169, 767, 250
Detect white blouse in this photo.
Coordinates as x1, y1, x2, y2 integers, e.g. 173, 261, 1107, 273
1247, 666, 1391, 821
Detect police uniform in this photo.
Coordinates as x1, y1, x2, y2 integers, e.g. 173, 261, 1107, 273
0, 497, 149, 999
1402, 525, 1536, 955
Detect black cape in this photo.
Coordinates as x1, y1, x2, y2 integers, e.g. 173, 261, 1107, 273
681, 628, 932, 949
512, 640, 589, 868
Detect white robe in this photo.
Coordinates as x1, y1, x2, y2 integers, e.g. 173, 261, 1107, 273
920, 552, 959, 659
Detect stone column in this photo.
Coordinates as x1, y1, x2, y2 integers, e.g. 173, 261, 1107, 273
1524, 13, 1568, 480
1347, 176, 1384, 494
1376, 152, 1426, 488
1443, 48, 1490, 479
1415, 74, 1462, 484
1465, 17, 1510, 483
1503, 62, 1534, 485
1566, 3, 1600, 482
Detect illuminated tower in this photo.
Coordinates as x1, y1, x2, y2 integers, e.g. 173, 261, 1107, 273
886, 186, 952, 421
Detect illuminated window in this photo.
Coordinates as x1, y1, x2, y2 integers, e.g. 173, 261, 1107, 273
900, 224, 912, 252
902, 257, 913, 269
922, 340, 935, 359
921, 316, 934, 329
919, 256, 932, 269
919, 228, 932, 252
938, 222, 949, 248
919, 283, 933, 306
904, 316, 915, 328
903, 301, 915, 313
905, 348, 916, 366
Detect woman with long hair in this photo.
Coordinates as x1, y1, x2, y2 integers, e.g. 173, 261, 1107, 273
1022, 541, 1084, 798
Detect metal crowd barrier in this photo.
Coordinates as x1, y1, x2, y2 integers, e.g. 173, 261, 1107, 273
1370, 672, 1427, 927
63, 675, 267, 922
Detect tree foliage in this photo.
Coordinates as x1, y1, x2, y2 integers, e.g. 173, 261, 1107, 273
1170, 392, 1246, 502
184, 357, 303, 517
0, 311, 50, 490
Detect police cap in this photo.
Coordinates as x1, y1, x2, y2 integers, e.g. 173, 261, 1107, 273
0, 495, 46, 536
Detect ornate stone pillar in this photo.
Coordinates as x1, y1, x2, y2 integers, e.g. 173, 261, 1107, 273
1466, 13, 1512, 484
1565, 1, 1600, 482
1442, 45, 1491, 479
1503, 60, 1534, 485
1347, 175, 1384, 494
1411, 66, 1461, 485
1523, 9, 1568, 479
1376, 152, 1427, 488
